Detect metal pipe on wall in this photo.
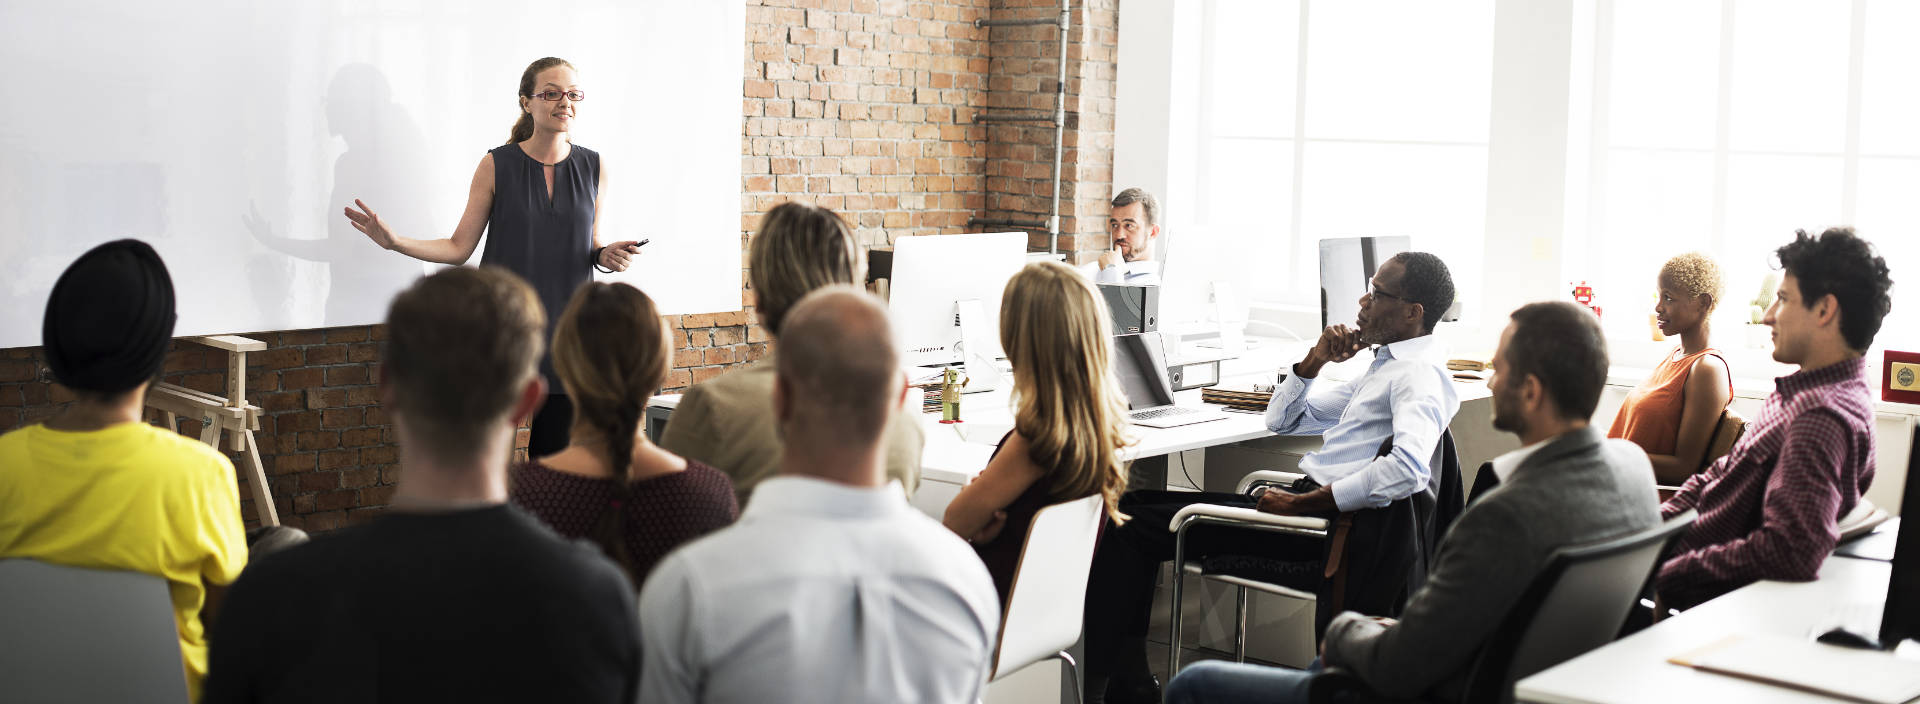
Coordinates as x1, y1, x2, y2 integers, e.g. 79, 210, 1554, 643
970, 0, 1072, 256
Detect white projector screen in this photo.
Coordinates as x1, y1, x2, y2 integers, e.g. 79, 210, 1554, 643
0, 0, 744, 350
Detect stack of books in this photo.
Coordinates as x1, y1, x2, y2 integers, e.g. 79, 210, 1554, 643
1201, 384, 1274, 412
918, 384, 944, 414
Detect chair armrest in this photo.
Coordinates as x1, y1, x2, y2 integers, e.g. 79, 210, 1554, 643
1169, 503, 1330, 535
1236, 470, 1307, 494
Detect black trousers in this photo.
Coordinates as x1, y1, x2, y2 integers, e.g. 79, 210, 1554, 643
527, 393, 574, 459
1083, 490, 1325, 671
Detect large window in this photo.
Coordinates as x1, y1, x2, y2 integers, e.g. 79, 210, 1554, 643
1577, 0, 1920, 364
1185, 0, 1495, 317
1139, 0, 1916, 367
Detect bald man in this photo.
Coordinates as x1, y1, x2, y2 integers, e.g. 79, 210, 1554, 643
638, 287, 1000, 704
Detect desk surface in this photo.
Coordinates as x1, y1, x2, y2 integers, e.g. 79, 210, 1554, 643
1516, 558, 1903, 704
649, 336, 1495, 489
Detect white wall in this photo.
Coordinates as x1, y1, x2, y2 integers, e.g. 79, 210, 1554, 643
0, 0, 743, 349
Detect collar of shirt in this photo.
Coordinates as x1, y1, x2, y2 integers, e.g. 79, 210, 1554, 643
1373, 333, 1448, 368
743, 475, 910, 522
1490, 435, 1553, 483
1774, 356, 1867, 399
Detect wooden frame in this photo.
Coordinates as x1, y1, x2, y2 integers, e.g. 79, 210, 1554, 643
146, 335, 278, 526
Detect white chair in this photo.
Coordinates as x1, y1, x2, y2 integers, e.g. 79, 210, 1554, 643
989, 493, 1107, 704
0, 559, 189, 704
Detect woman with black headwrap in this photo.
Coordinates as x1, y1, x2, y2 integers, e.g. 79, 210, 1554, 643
0, 240, 249, 701
342, 57, 643, 458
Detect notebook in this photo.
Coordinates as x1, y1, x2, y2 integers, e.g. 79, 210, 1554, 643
1668, 634, 1920, 704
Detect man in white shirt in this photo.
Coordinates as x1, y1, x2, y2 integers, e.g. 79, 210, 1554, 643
1163, 305, 1659, 704
638, 286, 1000, 704
1079, 187, 1164, 285
1082, 252, 1459, 704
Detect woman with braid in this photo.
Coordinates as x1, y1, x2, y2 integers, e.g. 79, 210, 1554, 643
510, 282, 737, 587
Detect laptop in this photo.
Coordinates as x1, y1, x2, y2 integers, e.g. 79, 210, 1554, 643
1113, 332, 1227, 429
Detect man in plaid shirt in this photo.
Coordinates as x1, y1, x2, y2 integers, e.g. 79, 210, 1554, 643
1657, 228, 1894, 610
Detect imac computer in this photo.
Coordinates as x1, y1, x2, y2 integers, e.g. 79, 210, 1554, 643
1319, 235, 1412, 329
886, 231, 1029, 369
1878, 424, 1920, 647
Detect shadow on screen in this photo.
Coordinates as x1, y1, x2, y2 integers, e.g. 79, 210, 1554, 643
245, 63, 431, 327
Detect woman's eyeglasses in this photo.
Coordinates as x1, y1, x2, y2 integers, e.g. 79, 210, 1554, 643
530, 90, 586, 102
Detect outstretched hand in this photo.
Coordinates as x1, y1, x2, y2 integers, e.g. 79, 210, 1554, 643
343, 199, 396, 250
599, 240, 643, 272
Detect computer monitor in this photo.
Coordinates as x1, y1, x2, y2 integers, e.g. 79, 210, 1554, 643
1319, 236, 1412, 329
1112, 332, 1176, 411
887, 232, 1029, 368
1879, 425, 1920, 646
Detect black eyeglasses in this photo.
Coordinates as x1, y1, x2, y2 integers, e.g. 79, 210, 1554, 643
1367, 281, 1407, 303
530, 90, 586, 102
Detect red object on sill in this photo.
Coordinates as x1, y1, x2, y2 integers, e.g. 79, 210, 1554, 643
1885, 350, 1920, 405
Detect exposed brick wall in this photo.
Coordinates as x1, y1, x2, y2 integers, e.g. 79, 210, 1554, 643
977, 0, 1119, 262
0, 0, 1121, 533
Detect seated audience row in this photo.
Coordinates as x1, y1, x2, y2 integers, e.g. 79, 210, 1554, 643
0, 200, 1895, 704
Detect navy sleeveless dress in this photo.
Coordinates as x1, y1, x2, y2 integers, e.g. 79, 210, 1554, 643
482, 142, 599, 455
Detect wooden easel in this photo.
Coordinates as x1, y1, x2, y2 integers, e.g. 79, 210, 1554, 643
145, 335, 279, 526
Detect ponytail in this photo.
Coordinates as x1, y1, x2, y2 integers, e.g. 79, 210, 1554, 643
549, 281, 672, 588
584, 401, 640, 585
507, 112, 534, 145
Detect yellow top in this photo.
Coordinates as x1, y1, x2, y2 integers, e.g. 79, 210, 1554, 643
0, 421, 248, 701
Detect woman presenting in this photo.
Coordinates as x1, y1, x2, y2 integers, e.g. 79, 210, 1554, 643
344, 57, 640, 457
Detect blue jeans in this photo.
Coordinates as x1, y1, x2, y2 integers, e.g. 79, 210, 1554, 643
1164, 659, 1321, 704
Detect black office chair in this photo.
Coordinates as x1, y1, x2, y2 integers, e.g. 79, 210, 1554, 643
1166, 431, 1462, 675
1306, 510, 1699, 704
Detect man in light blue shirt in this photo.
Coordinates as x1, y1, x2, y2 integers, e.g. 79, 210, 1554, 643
1257, 255, 1461, 515
1081, 252, 1458, 704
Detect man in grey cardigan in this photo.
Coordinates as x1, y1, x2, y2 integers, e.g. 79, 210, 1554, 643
1165, 301, 1660, 704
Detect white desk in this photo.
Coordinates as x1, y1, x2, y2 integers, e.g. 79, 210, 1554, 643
1516, 557, 1908, 703
647, 336, 1497, 520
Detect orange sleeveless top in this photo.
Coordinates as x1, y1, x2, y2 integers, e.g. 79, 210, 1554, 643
1607, 347, 1729, 457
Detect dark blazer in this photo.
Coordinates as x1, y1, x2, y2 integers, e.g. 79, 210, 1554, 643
1321, 425, 1659, 703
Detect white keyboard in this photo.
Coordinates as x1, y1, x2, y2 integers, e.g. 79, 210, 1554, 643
1131, 406, 1201, 421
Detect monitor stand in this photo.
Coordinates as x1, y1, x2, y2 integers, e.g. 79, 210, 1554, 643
955, 298, 1002, 394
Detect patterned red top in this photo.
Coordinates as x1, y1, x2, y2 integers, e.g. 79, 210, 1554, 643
510, 459, 739, 587
1656, 357, 1877, 609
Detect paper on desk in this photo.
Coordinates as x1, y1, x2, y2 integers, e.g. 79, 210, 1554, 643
1668, 634, 1920, 704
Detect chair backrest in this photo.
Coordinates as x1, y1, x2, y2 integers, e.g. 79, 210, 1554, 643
991, 493, 1106, 680
0, 559, 189, 703
1699, 408, 1748, 473
1461, 510, 1698, 704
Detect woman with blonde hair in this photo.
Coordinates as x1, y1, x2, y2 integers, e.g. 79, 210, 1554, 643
1608, 252, 1733, 485
942, 260, 1133, 604
510, 282, 737, 588
661, 201, 925, 506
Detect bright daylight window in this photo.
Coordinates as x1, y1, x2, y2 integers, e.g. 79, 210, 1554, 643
1185, 0, 1495, 316
1577, 0, 1919, 366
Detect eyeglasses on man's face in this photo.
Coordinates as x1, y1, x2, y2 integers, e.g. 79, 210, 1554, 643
1367, 280, 1407, 303
530, 90, 586, 102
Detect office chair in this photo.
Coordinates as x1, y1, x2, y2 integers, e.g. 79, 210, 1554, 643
989, 494, 1108, 704
0, 559, 190, 704
1164, 431, 1462, 677
1656, 408, 1745, 502
1306, 510, 1699, 704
